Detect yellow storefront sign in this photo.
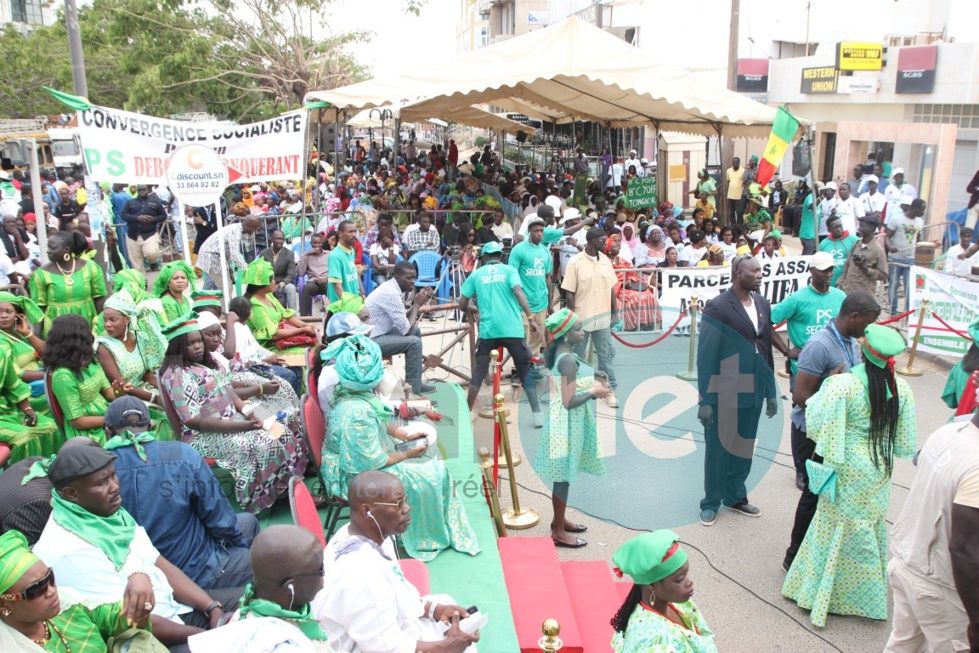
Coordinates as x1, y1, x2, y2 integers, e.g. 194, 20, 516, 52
837, 42, 883, 71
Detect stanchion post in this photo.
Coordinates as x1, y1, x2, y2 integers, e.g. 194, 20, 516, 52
676, 295, 699, 381
497, 393, 539, 530
539, 619, 563, 652
898, 298, 928, 377
478, 447, 507, 538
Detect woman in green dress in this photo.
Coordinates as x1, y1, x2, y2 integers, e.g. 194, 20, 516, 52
93, 290, 174, 443
320, 334, 480, 562
610, 530, 717, 653
160, 312, 307, 513
534, 308, 609, 549
29, 232, 107, 337
942, 317, 979, 409
782, 325, 917, 628
0, 530, 158, 653
0, 325, 60, 463
94, 269, 166, 335
153, 261, 196, 323
0, 293, 47, 413
43, 314, 125, 445
242, 258, 316, 352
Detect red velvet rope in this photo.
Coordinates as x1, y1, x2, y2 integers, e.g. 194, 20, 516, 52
929, 310, 975, 342
876, 308, 916, 325
610, 308, 689, 348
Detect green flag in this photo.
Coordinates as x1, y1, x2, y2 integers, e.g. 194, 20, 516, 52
43, 87, 93, 112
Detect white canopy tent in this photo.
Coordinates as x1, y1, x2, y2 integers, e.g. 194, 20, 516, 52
344, 105, 536, 134
306, 16, 791, 137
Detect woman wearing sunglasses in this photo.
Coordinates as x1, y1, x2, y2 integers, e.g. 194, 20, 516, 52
0, 530, 158, 652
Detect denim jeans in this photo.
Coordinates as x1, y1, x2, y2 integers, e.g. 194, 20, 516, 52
574, 327, 617, 390
373, 326, 425, 390
198, 513, 260, 590
888, 258, 913, 314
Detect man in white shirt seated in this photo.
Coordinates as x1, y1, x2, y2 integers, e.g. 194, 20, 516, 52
32, 444, 241, 653
945, 226, 979, 276
313, 471, 479, 653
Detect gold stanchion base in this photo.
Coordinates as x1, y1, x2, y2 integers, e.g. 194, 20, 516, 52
477, 404, 495, 419
503, 508, 540, 530
777, 370, 791, 378
479, 455, 521, 469
676, 371, 697, 381
896, 368, 923, 377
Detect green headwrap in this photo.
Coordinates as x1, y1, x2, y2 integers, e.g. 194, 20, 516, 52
240, 257, 274, 287
612, 530, 688, 586
104, 430, 157, 463
0, 531, 41, 594
152, 261, 196, 298
969, 315, 979, 344
161, 311, 201, 341
0, 291, 44, 325
112, 269, 148, 304
238, 584, 330, 641
329, 335, 384, 391
545, 307, 579, 340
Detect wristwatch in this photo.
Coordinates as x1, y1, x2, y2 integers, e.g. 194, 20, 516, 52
204, 601, 223, 617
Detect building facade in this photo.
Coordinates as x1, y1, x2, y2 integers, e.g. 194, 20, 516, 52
1, 0, 53, 31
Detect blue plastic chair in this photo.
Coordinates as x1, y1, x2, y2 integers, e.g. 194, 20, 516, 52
409, 251, 441, 288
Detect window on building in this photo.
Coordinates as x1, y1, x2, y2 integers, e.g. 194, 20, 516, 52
479, 10, 490, 21
479, 26, 489, 46
10, 0, 45, 24
914, 104, 979, 129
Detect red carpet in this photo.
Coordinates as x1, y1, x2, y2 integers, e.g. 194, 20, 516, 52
560, 561, 622, 653
499, 537, 583, 653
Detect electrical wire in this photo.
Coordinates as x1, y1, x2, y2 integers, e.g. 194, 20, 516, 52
500, 473, 846, 653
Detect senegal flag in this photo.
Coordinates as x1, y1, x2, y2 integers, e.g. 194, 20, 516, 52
756, 107, 801, 188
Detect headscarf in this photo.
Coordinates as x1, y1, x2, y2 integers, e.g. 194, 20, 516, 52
112, 269, 149, 305
612, 530, 688, 585
152, 261, 196, 299
0, 530, 41, 594
329, 335, 384, 392
545, 308, 579, 341
0, 291, 43, 325
621, 223, 641, 253
241, 257, 274, 287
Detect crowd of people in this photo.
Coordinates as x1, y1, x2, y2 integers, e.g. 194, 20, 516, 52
0, 137, 975, 653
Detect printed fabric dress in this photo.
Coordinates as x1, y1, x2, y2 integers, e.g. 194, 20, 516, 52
0, 329, 48, 414
51, 363, 112, 444
162, 363, 307, 513
211, 351, 302, 432
93, 334, 175, 443
612, 257, 661, 331
320, 394, 481, 561
29, 261, 108, 337
612, 601, 717, 653
534, 352, 606, 483
0, 345, 60, 463
247, 294, 306, 355
781, 371, 916, 627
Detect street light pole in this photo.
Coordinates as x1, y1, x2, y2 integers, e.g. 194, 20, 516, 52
64, 0, 89, 98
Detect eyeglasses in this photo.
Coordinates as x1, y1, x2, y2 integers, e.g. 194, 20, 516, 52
373, 498, 408, 510
0, 568, 55, 602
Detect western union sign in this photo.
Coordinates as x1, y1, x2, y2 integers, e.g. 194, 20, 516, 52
837, 42, 883, 71
801, 66, 839, 94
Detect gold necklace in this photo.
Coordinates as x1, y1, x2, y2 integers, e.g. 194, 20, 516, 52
55, 258, 76, 286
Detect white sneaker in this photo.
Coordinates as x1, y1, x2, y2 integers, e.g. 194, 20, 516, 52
605, 393, 618, 408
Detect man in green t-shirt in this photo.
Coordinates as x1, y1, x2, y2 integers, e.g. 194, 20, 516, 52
818, 215, 858, 287
459, 242, 543, 424
508, 216, 553, 359
770, 250, 846, 488
327, 220, 363, 303
798, 190, 817, 255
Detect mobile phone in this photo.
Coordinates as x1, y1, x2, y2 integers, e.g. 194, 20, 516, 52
466, 606, 478, 615
395, 438, 427, 453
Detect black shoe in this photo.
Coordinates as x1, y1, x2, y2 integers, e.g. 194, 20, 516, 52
727, 500, 761, 517
413, 383, 437, 394
795, 472, 805, 492
782, 556, 792, 573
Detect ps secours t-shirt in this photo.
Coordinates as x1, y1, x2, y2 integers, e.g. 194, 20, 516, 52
508, 240, 553, 313
327, 244, 360, 302
461, 261, 525, 339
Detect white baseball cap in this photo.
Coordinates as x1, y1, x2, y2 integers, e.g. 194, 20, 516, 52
900, 195, 914, 205
892, 167, 905, 176
810, 251, 835, 270
825, 182, 837, 191
865, 174, 879, 184
544, 195, 562, 210
561, 208, 581, 224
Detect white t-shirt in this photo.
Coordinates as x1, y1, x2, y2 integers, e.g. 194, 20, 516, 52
231, 322, 273, 363
818, 198, 840, 236
0, 251, 14, 286
885, 212, 924, 260
718, 242, 738, 262
745, 295, 759, 334
682, 244, 708, 266
859, 191, 886, 215
33, 516, 190, 623
624, 158, 644, 177
369, 243, 401, 267
607, 163, 623, 188
944, 244, 979, 276
885, 183, 918, 219
834, 196, 865, 235
317, 366, 340, 418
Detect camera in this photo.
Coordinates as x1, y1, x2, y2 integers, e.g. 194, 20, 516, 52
852, 253, 866, 265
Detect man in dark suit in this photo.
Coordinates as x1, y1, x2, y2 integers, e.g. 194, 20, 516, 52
257, 230, 298, 310
696, 255, 778, 526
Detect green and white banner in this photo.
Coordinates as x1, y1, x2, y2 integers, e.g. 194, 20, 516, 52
910, 267, 979, 355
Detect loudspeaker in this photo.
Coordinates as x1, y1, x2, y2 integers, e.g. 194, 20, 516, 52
516, 130, 528, 143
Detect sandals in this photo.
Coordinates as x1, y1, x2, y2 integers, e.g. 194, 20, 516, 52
551, 522, 588, 533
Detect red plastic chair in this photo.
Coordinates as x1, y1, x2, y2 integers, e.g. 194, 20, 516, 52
0, 443, 11, 468
306, 348, 319, 407
289, 476, 327, 547
299, 392, 348, 540
399, 559, 430, 596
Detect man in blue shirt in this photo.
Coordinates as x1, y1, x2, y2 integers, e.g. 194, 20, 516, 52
109, 183, 133, 267
105, 396, 259, 591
